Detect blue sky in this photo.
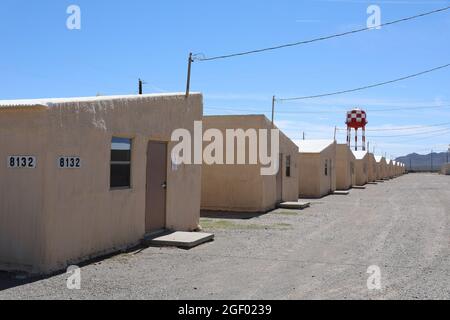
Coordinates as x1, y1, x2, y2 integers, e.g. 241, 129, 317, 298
0, 0, 449, 157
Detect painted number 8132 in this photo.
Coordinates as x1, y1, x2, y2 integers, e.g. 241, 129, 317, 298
8, 156, 36, 168
59, 157, 81, 169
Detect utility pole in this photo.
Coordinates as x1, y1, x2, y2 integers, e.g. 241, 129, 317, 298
271, 95, 276, 125
410, 157, 412, 172
334, 127, 337, 141
185, 52, 193, 98
367, 141, 370, 154
138, 79, 143, 95
303, 132, 305, 140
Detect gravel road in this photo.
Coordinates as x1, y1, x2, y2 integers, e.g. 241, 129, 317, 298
0, 173, 448, 300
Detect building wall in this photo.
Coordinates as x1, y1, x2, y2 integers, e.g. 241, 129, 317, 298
0, 93, 203, 273
0, 111, 47, 272
367, 154, 377, 182
262, 117, 299, 209
336, 144, 354, 190
384, 164, 389, 179
201, 115, 298, 213
318, 143, 337, 196
298, 142, 336, 198
441, 163, 450, 175
387, 162, 394, 178
354, 156, 369, 186
375, 161, 383, 180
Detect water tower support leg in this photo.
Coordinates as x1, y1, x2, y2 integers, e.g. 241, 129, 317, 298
362, 127, 366, 151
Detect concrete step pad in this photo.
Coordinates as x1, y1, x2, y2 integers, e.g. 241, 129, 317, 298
278, 201, 311, 210
145, 231, 214, 249
334, 190, 350, 195
352, 186, 367, 190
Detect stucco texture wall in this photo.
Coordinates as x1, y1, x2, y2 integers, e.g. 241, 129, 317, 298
0, 93, 203, 273
354, 156, 369, 186
201, 115, 299, 213
336, 144, 355, 191
367, 154, 377, 182
298, 143, 336, 198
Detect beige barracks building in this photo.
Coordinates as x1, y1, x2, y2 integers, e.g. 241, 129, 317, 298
0, 93, 203, 273
201, 115, 299, 212
335, 144, 356, 191
352, 151, 369, 186
297, 140, 336, 198
375, 155, 388, 180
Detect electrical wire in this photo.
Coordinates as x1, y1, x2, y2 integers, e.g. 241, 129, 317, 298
205, 104, 450, 115
278, 63, 450, 101
193, 6, 450, 62
388, 128, 450, 143
336, 122, 450, 132
367, 127, 450, 138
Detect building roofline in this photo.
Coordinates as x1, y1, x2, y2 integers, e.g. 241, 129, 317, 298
0, 92, 202, 109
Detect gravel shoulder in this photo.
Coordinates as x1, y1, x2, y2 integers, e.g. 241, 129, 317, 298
0, 173, 449, 300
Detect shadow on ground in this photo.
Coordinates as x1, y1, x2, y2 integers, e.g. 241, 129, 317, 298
201, 210, 271, 220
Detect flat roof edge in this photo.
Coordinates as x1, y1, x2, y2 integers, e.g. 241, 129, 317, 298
0, 92, 202, 109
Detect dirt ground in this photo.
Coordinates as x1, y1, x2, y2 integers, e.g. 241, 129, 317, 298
0, 173, 449, 300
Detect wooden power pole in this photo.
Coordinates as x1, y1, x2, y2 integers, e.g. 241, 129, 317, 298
138, 79, 143, 95
185, 53, 193, 98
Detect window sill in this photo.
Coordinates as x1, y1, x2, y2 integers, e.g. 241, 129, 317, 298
110, 187, 132, 191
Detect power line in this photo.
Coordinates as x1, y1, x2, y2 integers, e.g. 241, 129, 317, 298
367, 127, 450, 138
193, 6, 450, 62
393, 128, 450, 143
205, 104, 450, 115
278, 63, 450, 101
336, 122, 450, 132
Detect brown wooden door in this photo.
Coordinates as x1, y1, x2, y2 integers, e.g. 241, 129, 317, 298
145, 141, 167, 233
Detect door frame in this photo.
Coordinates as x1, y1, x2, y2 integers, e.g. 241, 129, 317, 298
276, 153, 283, 204
145, 140, 168, 234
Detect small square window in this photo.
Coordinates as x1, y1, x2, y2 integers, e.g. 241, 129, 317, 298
110, 137, 132, 189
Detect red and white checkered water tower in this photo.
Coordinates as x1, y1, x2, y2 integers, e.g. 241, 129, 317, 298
346, 108, 368, 151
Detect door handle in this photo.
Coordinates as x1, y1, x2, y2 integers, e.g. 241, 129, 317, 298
161, 182, 167, 189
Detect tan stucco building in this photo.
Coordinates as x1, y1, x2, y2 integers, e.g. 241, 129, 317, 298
0, 93, 203, 274
336, 144, 356, 191
367, 153, 377, 182
393, 161, 401, 177
352, 151, 369, 186
297, 140, 336, 198
201, 115, 299, 213
374, 156, 383, 180
386, 159, 394, 179
375, 156, 388, 180
441, 163, 450, 175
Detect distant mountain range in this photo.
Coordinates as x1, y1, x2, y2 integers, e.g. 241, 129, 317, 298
396, 152, 449, 172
